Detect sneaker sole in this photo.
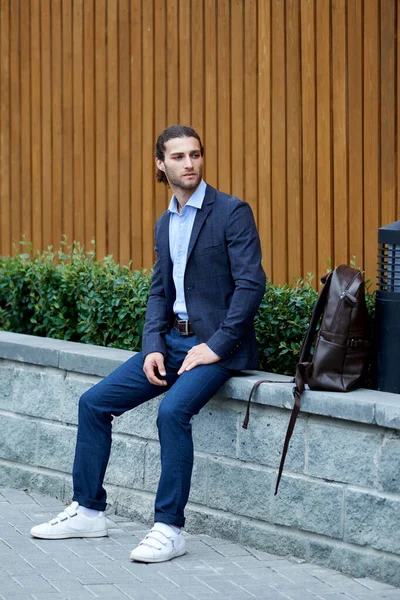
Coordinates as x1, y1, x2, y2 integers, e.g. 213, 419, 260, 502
31, 529, 108, 540
130, 547, 186, 563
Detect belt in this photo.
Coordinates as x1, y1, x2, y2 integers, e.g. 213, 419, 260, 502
173, 318, 195, 336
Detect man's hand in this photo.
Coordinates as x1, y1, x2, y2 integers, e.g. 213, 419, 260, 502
143, 352, 168, 386
177, 343, 221, 375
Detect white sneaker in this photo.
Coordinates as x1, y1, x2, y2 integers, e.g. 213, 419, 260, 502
130, 523, 186, 563
30, 502, 108, 540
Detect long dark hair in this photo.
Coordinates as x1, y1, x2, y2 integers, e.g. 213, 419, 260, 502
155, 125, 204, 185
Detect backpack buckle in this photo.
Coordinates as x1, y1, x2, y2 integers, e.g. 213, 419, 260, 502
348, 338, 369, 348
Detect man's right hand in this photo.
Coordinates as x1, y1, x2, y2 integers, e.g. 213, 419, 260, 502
143, 352, 168, 386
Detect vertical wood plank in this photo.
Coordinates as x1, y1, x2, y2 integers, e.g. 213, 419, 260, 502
347, 0, 363, 267
31, 0, 42, 250
73, 0, 84, 245
316, 0, 332, 280
204, 0, 218, 187
381, 0, 396, 226
332, 0, 348, 266
0, 0, 11, 254
142, 0, 155, 268
363, 0, 380, 281
271, 0, 287, 283
231, 0, 244, 201
244, 0, 258, 217
119, 0, 131, 265
191, 0, 205, 141
84, 0, 95, 250
301, 0, 317, 280
9, 0, 21, 249
217, 0, 231, 194
62, 0, 74, 244
179, 0, 191, 125
107, 0, 119, 259
130, 0, 143, 271
166, 0, 179, 125
286, 0, 302, 281
10, 0, 21, 249
257, 0, 272, 277
52, 0, 63, 248
20, 0, 32, 240
94, 0, 107, 260
41, 0, 52, 249
154, 0, 168, 219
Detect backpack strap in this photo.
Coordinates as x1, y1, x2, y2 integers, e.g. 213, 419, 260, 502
274, 363, 306, 494
242, 378, 290, 429
274, 271, 334, 494
297, 271, 333, 364
242, 272, 334, 433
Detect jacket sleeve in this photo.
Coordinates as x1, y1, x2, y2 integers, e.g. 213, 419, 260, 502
141, 224, 170, 358
206, 200, 266, 358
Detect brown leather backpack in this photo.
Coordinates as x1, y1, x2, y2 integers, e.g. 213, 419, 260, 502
243, 264, 371, 494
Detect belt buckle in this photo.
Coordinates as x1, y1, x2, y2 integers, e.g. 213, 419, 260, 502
176, 319, 189, 335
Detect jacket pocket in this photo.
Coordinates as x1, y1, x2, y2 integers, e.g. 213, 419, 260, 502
201, 243, 224, 256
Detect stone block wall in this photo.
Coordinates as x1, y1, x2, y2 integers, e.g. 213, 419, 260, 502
1, 331, 400, 586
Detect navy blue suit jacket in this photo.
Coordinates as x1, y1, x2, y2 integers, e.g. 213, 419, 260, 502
142, 184, 266, 370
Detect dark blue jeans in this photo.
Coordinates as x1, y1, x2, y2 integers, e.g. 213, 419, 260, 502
72, 329, 232, 527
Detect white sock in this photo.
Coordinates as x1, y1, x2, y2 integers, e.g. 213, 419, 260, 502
155, 522, 181, 535
78, 505, 100, 518
170, 525, 181, 535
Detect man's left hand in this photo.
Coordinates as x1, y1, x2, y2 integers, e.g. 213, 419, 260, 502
177, 343, 221, 374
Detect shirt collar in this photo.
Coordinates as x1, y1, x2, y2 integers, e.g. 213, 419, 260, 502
168, 179, 207, 214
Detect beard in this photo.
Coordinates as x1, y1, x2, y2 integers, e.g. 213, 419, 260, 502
164, 164, 203, 190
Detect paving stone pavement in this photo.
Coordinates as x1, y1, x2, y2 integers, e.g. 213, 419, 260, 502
0, 488, 399, 600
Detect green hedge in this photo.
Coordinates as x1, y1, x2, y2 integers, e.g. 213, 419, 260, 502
0, 242, 375, 375
0, 242, 151, 352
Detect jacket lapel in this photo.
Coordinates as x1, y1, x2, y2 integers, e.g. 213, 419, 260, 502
186, 185, 216, 261
157, 211, 174, 294
157, 211, 171, 261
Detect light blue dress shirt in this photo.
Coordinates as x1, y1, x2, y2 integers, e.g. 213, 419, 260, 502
168, 179, 207, 320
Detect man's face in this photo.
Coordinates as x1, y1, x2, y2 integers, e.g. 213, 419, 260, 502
156, 137, 203, 190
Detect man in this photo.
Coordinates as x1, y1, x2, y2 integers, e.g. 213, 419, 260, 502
31, 125, 266, 563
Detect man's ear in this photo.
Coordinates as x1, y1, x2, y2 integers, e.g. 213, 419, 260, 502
155, 158, 165, 172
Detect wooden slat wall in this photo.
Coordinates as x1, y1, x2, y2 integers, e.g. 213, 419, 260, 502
0, 0, 399, 285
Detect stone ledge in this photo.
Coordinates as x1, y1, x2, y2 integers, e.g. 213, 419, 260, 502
0, 331, 134, 374
0, 331, 399, 430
